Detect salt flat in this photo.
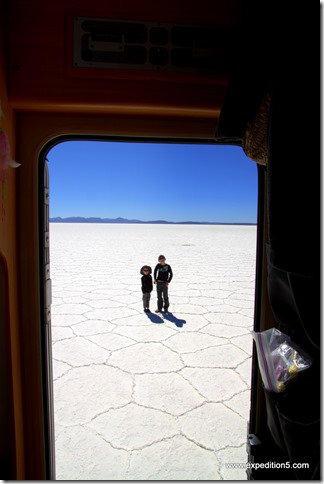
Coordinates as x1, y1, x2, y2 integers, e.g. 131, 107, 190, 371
50, 223, 257, 480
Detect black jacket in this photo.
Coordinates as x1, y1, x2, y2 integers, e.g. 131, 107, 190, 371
154, 263, 173, 283
141, 274, 153, 293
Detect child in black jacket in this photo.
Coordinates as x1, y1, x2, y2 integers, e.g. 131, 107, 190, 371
140, 265, 153, 313
153, 255, 173, 313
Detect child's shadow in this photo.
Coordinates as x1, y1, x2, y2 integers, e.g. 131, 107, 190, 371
162, 312, 187, 328
146, 312, 164, 324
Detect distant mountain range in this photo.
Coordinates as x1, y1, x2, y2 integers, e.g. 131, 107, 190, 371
50, 216, 255, 226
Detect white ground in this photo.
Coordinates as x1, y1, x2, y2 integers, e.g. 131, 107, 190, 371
50, 223, 257, 481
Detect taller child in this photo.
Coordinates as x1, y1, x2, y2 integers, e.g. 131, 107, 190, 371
154, 254, 173, 313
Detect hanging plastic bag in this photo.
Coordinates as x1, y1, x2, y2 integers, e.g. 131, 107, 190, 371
252, 328, 312, 392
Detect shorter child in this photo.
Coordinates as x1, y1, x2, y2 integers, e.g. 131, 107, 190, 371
140, 265, 153, 313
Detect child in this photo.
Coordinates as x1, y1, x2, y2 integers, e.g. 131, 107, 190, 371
153, 255, 173, 313
140, 265, 153, 312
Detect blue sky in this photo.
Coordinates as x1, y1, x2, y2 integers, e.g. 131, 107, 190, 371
47, 140, 258, 224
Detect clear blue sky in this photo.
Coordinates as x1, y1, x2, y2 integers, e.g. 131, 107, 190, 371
47, 140, 258, 224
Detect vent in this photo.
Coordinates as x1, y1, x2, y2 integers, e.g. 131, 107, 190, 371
73, 17, 234, 73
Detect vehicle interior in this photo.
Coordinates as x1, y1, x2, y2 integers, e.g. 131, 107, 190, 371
0, 0, 319, 480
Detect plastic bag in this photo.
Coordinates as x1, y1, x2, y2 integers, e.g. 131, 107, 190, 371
252, 328, 312, 392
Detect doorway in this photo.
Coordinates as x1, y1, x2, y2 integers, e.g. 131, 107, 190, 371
46, 139, 258, 480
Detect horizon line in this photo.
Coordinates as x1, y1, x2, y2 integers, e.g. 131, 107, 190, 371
50, 216, 256, 226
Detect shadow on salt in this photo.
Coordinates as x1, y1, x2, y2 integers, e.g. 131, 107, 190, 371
146, 311, 187, 328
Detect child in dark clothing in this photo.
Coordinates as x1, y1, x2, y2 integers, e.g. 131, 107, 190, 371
154, 255, 173, 313
140, 265, 153, 313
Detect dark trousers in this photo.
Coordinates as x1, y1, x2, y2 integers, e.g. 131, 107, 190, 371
156, 281, 169, 310
142, 292, 151, 309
